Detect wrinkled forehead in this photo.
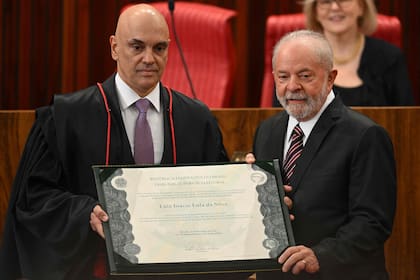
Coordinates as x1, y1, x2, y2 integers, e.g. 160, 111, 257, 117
275, 41, 319, 68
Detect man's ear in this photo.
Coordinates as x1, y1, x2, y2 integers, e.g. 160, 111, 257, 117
110, 35, 118, 61
328, 69, 338, 84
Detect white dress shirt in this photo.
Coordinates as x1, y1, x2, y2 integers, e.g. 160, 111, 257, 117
115, 73, 164, 163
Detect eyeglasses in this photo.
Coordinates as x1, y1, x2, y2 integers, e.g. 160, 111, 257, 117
316, 0, 354, 9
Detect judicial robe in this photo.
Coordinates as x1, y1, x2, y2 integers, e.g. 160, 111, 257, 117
0, 74, 250, 280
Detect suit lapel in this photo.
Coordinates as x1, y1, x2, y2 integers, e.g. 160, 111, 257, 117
258, 111, 288, 162
273, 112, 289, 162
159, 85, 174, 164
290, 97, 344, 189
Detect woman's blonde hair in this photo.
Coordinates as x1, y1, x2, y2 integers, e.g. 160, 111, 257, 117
303, 0, 378, 35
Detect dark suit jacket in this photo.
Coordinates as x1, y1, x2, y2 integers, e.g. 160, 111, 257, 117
0, 74, 248, 280
254, 96, 396, 280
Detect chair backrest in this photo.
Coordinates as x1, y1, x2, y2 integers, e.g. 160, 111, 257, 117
150, 2, 237, 108
260, 13, 402, 107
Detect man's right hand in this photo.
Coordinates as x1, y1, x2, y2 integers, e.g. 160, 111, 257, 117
90, 205, 109, 239
283, 185, 294, 221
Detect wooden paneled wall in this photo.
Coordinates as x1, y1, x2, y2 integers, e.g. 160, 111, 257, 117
0, 107, 419, 279
1, 0, 419, 110
0, 110, 33, 238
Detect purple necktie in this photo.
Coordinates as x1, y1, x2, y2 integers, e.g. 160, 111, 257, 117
134, 99, 154, 164
283, 124, 304, 185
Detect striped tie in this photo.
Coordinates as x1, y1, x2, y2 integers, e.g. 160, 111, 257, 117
283, 124, 304, 185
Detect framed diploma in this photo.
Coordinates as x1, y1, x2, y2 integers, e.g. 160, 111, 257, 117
92, 160, 294, 276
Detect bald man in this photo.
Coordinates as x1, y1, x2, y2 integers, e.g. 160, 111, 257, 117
0, 4, 242, 280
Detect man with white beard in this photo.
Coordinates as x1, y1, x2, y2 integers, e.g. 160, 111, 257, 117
249, 30, 396, 280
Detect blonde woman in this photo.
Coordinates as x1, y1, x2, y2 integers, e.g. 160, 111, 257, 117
305, 0, 414, 105
273, 0, 414, 106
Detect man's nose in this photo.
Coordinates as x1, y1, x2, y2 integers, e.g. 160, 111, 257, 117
286, 76, 302, 92
142, 47, 155, 64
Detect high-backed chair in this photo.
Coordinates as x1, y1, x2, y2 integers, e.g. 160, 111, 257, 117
260, 13, 402, 107
149, 2, 237, 108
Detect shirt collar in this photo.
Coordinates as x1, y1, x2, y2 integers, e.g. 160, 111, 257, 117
287, 90, 335, 142
115, 73, 161, 112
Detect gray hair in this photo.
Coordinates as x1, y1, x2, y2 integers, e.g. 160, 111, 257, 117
272, 29, 334, 72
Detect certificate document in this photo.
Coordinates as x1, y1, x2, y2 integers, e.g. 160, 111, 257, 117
93, 161, 294, 275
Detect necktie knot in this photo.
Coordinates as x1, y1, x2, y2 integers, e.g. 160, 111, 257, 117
291, 124, 304, 139
135, 99, 150, 113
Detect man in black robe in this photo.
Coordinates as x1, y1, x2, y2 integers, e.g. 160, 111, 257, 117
0, 4, 250, 280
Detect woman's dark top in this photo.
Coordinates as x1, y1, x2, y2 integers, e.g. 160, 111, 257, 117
333, 84, 366, 106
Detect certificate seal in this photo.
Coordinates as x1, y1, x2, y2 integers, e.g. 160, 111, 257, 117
112, 176, 127, 189
263, 238, 279, 250
250, 171, 267, 185
124, 243, 141, 255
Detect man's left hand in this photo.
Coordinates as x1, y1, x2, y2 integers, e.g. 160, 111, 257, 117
278, 245, 320, 275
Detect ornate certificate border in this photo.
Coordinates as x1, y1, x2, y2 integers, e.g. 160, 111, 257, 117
93, 160, 294, 276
